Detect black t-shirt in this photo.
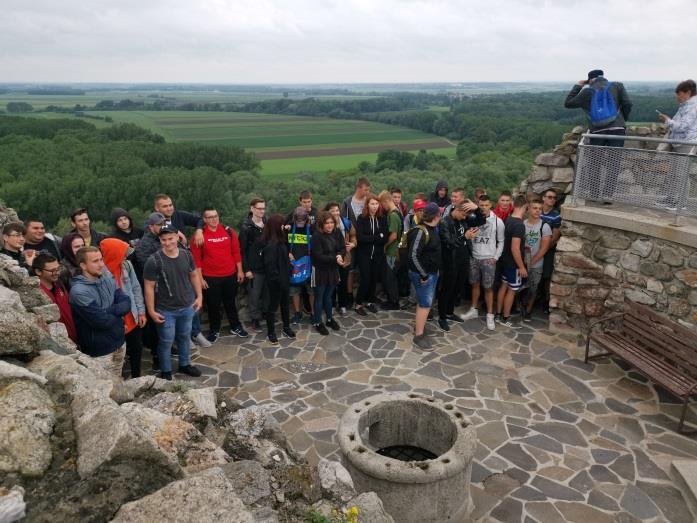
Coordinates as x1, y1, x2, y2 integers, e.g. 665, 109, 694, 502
500, 216, 526, 269
25, 236, 61, 260
143, 249, 196, 311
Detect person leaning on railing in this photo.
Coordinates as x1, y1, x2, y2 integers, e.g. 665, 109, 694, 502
658, 79, 697, 151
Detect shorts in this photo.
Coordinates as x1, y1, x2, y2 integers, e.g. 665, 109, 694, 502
469, 258, 497, 289
289, 281, 311, 296
524, 267, 543, 296
409, 271, 439, 308
501, 267, 525, 291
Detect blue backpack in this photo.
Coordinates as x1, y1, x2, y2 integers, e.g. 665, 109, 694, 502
289, 223, 312, 285
590, 81, 619, 127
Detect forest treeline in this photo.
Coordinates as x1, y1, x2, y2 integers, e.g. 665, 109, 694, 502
0, 114, 532, 233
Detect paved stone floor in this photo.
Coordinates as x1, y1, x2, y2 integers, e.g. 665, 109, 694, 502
143, 309, 697, 522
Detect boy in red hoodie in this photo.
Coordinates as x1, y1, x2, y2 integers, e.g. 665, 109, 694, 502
190, 207, 247, 343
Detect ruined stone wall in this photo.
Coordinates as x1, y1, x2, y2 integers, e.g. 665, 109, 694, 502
550, 219, 697, 330
519, 124, 668, 198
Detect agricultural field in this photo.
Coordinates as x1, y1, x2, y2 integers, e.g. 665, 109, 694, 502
29, 110, 455, 179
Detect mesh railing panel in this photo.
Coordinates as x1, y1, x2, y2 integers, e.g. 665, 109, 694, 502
573, 141, 697, 218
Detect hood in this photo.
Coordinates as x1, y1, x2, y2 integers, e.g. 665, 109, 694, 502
60, 232, 83, 266
100, 238, 129, 286
110, 207, 133, 229
435, 180, 448, 192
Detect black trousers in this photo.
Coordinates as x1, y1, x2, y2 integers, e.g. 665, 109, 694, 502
588, 128, 625, 199
383, 255, 400, 305
125, 326, 143, 378
438, 259, 469, 319
267, 284, 290, 334
356, 253, 384, 305
336, 265, 353, 308
204, 274, 240, 333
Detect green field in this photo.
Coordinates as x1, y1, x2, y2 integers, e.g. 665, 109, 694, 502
28, 110, 454, 178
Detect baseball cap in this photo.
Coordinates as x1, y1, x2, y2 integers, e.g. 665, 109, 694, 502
158, 224, 179, 236
293, 206, 309, 226
588, 69, 604, 80
423, 202, 440, 220
413, 199, 426, 211
145, 212, 166, 226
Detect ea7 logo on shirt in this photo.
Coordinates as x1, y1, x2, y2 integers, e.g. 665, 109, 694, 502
474, 237, 490, 244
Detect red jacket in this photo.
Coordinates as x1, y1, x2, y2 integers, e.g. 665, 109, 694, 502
40, 282, 78, 343
190, 225, 242, 278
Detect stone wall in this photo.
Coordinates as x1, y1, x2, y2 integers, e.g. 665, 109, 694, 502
519, 124, 668, 198
550, 218, 697, 330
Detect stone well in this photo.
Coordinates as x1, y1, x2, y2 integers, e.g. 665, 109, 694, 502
337, 393, 476, 523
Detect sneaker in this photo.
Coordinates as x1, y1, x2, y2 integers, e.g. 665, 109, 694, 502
446, 314, 464, 323
268, 333, 279, 344
193, 332, 212, 348
314, 323, 329, 336
282, 327, 296, 339
326, 318, 341, 331
486, 314, 496, 331
498, 316, 522, 329
366, 303, 378, 314
206, 331, 219, 344
339, 307, 347, 316
354, 306, 367, 316
291, 312, 302, 325
521, 310, 532, 323
230, 325, 249, 338
160, 371, 172, 381
251, 319, 262, 332
458, 308, 479, 321
423, 324, 439, 337
438, 318, 450, 332
177, 365, 202, 377
413, 334, 433, 350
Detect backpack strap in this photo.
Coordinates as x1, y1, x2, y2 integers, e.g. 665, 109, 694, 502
306, 224, 311, 254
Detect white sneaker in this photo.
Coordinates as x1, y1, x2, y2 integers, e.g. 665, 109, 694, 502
486, 313, 496, 331
458, 308, 479, 321
193, 332, 212, 348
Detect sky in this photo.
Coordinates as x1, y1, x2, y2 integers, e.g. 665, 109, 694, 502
2, 0, 694, 84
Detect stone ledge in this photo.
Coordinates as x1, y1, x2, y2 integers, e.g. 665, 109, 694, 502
561, 202, 697, 249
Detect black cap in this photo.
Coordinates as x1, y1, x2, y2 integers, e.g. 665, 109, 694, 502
588, 69, 604, 80
158, 224, 178, 236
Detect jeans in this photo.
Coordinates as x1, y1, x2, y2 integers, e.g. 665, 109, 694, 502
409, 271, 439, 308
204, 274, 240, 333
156, 305, 195, 373
191, 312, 202, 337
313, 284, 336, 324
266, 283, 290, 335
247, 272, 268, 321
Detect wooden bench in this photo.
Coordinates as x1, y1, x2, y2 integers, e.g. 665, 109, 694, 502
585, 298, 697, 433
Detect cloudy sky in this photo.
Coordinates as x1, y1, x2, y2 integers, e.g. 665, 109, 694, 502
2, 0, 694, 83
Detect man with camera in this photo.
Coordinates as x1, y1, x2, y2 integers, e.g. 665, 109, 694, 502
460, 195, 505, 330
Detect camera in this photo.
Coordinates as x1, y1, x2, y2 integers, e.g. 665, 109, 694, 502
465, 208, 486, 229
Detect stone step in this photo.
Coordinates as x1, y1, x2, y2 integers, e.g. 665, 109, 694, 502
671, 460, 697, 516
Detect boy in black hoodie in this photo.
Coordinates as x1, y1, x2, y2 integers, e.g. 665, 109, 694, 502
239, 198, 268, 331
110, 208, 144, 247
430, 180, 451, 215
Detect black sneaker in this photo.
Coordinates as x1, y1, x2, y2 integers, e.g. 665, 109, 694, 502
446, 314, 464, 323
160, 371, 172, 381
282, 327, 296, 339
314, 323, 330, 336
354, 306, 367, 316
438, 318, 450, 332
268, 333, 279, 344
177, 365, 202, 377
366, 303, 378, 314
326, 318, 341, 331
251, 319, 262, 331
230, 325, 249, 338
206, 331, 220, 344
413, 334, 433, 350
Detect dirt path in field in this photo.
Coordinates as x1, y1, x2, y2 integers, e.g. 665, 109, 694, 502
254, 140, 453, 160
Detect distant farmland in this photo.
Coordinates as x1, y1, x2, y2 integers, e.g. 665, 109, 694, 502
29, 110, 455, 179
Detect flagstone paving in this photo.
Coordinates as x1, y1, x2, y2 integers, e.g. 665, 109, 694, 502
143, 310, 697, 522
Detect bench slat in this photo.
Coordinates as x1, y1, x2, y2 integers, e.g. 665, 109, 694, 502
621, 314, 697, 376
593, 333, 697, 396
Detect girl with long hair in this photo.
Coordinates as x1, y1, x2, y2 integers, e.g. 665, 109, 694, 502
354, 195, 388, 315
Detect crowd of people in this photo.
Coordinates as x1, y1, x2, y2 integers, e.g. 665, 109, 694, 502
1, 183, 563, 379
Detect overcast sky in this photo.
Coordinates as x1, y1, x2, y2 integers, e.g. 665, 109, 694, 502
2, 0, 694, 84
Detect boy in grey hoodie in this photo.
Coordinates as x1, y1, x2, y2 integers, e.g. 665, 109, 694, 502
461, 195, 504, 330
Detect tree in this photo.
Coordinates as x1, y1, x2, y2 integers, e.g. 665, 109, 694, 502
6, 102, 33, 113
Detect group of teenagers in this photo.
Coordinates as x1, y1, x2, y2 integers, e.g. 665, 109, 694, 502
1, 180, 561, 378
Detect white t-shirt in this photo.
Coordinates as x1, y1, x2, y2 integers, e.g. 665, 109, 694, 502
524, 219, 552, 269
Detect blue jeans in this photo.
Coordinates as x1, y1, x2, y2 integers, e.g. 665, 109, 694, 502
409, 271, 439, 308
313, 284, 336, 325
156, 305, 195, 373
190, 311, 201, 336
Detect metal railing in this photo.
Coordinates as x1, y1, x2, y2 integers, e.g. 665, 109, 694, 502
571, 133, 697, 225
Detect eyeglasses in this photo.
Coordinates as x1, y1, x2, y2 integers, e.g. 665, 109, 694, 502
253, 206, 266, 211
39, 268, 61, 274
5, 233, 23, 238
